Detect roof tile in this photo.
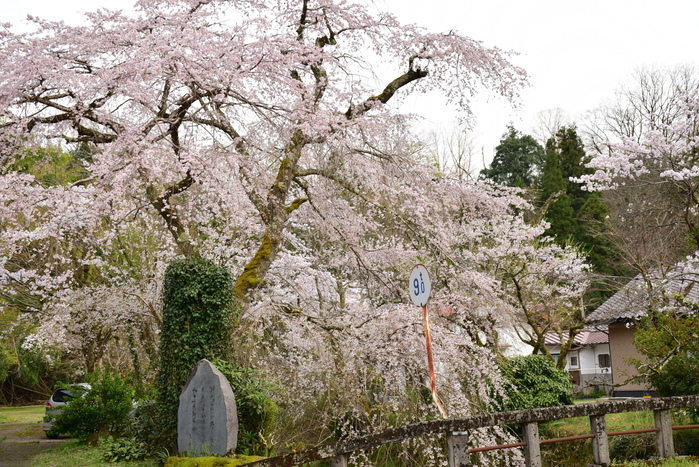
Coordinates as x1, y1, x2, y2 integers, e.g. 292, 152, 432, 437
586, 264, 699, 325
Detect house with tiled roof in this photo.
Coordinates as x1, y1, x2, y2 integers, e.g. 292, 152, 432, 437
586, 264, 699, 397
544, 329, 612, 395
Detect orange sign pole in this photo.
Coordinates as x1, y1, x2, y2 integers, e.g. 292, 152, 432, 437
423, 304, 447, 419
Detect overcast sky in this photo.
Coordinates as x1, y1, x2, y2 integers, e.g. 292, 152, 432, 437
5, 0, 699, 167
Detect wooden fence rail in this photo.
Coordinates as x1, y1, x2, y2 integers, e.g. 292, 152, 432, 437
242, 395, 699, 467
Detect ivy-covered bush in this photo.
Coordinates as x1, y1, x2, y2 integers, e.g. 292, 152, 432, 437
154, 257, 237, 451
498, 354, 573, 411
47, 369, 134, 442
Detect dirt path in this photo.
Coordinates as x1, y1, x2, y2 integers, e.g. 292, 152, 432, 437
0, 421, 68, 466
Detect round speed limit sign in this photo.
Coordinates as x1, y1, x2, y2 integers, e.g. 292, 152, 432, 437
409, 264, 431, 306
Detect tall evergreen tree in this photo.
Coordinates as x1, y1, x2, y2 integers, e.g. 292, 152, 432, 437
481, 124, 545, 188
540, 127, 615, 276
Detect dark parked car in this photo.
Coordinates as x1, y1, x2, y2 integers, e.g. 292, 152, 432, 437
43, 383, 90, 438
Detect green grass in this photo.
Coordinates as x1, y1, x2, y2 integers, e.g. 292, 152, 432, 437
0, 406, 158, 467
613, 457, 699, 466
30, 440, 158, 467
0, 405, 45, 424
540, 409, 699, 466
544, 409, 675, 438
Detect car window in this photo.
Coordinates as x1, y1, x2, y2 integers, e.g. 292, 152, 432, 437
52, 389, 74, 403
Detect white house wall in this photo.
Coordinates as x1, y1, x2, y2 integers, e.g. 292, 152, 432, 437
586, 344, 608, 375
564, 344, 611, 375
591, 344, 612, 376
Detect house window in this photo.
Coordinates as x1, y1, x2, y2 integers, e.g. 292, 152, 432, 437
569, 352, 579, 368
598, 354, 611, 368
552, 354, 560, 363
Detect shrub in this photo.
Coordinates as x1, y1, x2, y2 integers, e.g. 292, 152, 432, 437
675, 428, 699, 456
498, 354, 574, 411
650, 354, 699, 397
48, 369, 134, 442
155, 257, 237, 452
649, 354, 699, 422
584, 389, 608, 399
540, 437, 593, 466
609, 433, 655, 463
212, 359, 279, 455
102, 436, 149, 462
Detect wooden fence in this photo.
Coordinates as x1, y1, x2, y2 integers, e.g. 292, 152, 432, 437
242, 394, 699, 467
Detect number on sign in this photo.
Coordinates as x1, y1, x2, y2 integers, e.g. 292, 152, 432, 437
409, 265, 431, 306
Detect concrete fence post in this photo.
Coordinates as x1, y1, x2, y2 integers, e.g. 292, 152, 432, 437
589, 414, 610, 466
654, 409, 675, 458
522, 421, 541, 467
447, 431, 470, 467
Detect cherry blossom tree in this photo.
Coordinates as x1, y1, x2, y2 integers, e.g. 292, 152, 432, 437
0, 0, 592, 462
578, 84, 699, 254
232, 175, 588, 462
493, 235, 588, 369
580, 66, 699, 272
0, 0, 527, 302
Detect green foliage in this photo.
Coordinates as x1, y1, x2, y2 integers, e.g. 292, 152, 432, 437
614, 458, 699, 467
0, 345, 13, 386
584, 389, 609, 399
155, 257, 237, 452
634, 301, 699, 366
480, 124, 545, 188
1, 343, 69, 405
211, 359, 279, 455
48, 369, 135, 442
498, 354, 574, 411
10, 144, 91, 187
674, 429, 699, 456
102, 436, 150, 463
540, 436, 593, 466
645, 351, 699, 423
649, 354, 699, 397
609, 433, 655, 463
14, 346, 46, 388
163, 455, 266, 466
540, 127, 615, 273
0, 305, 67, 404
130, 399, 169, 457
635, 303, 699, 422
31, 438, 159, 467
538, 126, 622, 309
537, 409, 699, 465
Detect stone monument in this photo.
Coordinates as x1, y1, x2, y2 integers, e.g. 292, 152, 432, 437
178, 359, 238, 456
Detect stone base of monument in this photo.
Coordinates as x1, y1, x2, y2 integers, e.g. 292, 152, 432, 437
178, 359, 239, 456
